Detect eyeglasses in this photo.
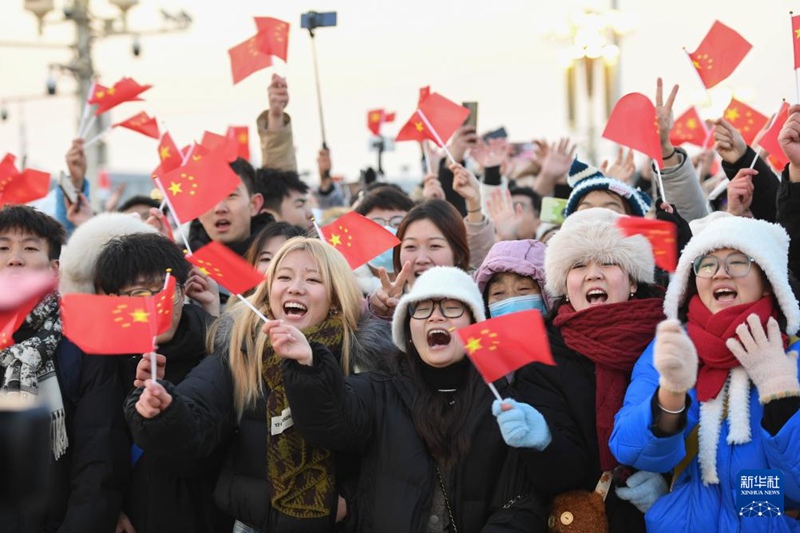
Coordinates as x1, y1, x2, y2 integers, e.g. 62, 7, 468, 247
370, 215, 404, 229
409, 298, 467, 320
692, 252, 755, 279
121, 284, 185, 304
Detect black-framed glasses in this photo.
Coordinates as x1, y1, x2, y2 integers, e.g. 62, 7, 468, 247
370, 215, 404, 229
692, 252, 755, 279
121, 283, 185, 304
409, 298, 467, 320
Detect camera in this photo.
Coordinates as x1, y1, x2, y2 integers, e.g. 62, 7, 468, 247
300, 11, 337, 30
132, 35, 141, 57
46, 74, 57, 96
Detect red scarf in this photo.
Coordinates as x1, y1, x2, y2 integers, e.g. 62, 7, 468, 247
554, 298, 665, 470
686, 294, 784, 402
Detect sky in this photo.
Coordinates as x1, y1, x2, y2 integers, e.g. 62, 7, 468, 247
0, 0, 798, 188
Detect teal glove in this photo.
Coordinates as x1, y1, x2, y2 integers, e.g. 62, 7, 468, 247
615, 470, 668, 514
492, 398, 551, 450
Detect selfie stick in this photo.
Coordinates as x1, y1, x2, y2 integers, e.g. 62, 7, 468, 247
306, 25, 328, 150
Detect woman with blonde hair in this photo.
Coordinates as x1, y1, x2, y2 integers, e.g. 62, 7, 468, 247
125, 237, 394, 532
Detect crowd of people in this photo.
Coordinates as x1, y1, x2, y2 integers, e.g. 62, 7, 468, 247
1, 68, 800, 533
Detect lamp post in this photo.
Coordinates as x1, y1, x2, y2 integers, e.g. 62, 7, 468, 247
560, 7, 634, 164
2, 0, 191, 209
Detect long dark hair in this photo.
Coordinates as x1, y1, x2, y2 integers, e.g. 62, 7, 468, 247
393, 199, 470, 273
400, 317, 478, 467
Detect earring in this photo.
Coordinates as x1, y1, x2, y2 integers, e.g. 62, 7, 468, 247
565, 296, 569, 303
328, 306, 339, 317
629, 291, 635, 299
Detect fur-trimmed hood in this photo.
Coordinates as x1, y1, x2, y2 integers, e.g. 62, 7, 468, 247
544, 208, 654, 299
663, 211, 800, 334
59, 212, 157, 295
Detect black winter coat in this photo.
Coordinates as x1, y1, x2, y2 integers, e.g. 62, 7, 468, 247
125, 314, 395, 532
721, 146, 779, 222
282, 351, 547, 533
514, 323, 647, 533
0, 339, 129, 533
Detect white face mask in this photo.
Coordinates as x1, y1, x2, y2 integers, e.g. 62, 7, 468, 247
488, 294, 546, 318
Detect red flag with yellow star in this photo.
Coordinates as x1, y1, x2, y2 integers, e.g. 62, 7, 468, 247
456, 310, 554, 383
722, 97, 768, 145
320, 211, 400, 269
367, 109, 386, 136
186, 241, 264, 295
253, 17, 290, 62
616, 216, 678, 272
687, 21, 751, 89
61, 294, 158, 354
157, 132, 182, 174
229, 34, 273, 85
157, 144, 241, 222
113, 111, 160, 140
227, 126, 251, 161
758, 101, 790, 170
154, 275, 177, 336
87, 77, 152, 115
396, 93, 470, 147
0, 153, 50, 206
669, 107, 709, 147
602, 93, 664, 169
0, 271, 57, 349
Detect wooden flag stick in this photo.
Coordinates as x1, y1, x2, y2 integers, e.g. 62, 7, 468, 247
236, 293, 270, 323
82, 125, 112, 148
487, 381, 504, 403
654, 165, 668, 205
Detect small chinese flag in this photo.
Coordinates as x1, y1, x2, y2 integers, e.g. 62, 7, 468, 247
396, 93, 470, 147
367, 109, 385, 136
0, 153, 51, 206
758, 101, 790, 171
187, 241, 265, 295
669, 107, 709, 147
158, 144, 242, 223
602, 93, 664, 169
200, 131, 238, 162
792, 14, 800, 69
253, 17, 290, 62
687, 21, 752, 89
0, 271, 57, 349
418, 86, 431, 106
113, 111, 160, 139
154, 275, 176, 336
227, 126, 250, 161
157, 132, 182, 173
61, 294, 158, 354
722, 97, 769, 146
229, 35, 273, 85
319, 211, 401, 269
616, 216, 678, 272
87, 77, 152, 116
457, 310, 554, 384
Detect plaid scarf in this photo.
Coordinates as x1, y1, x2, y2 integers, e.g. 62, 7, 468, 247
262, 316, 343, 519
0, 292, 67, 459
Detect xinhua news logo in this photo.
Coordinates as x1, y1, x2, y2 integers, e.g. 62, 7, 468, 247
737, 469, 784, 518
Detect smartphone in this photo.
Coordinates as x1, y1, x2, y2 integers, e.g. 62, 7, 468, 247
510, 141, 534, 158
540, 196, 568, 225
301, 11, 337, 29
58, 172, 79, 205
462, 101, 478, 130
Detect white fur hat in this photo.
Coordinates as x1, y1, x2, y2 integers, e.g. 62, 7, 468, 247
392, 266, 485, 352
544, 208, 654, 298
59, 212, 157, 295
663, 211, 800, 334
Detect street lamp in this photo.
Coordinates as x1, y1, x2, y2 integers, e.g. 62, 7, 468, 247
9, 0, 192, 209
558, 6, 635, 164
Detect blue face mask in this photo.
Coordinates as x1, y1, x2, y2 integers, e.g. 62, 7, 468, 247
368, 226, 398, 273
488, 294, 546, 318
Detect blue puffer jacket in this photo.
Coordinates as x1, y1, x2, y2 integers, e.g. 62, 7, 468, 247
610, 340, 800, 533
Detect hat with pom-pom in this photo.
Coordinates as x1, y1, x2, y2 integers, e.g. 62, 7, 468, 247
564, 158, 651, 218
